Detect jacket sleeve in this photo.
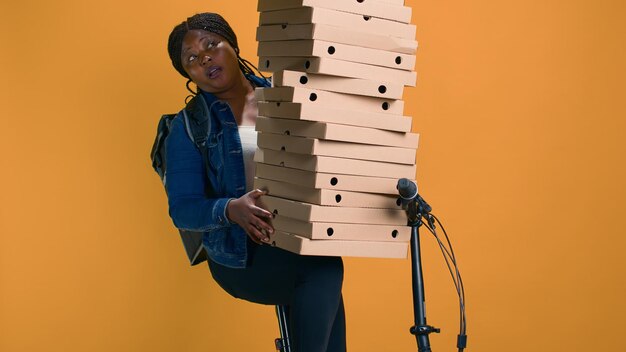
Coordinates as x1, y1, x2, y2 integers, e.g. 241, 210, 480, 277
164, 116, 232, 231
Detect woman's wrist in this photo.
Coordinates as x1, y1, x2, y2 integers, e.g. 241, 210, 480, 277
224, 197, 237, 224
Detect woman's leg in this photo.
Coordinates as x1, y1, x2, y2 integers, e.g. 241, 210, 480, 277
207, 244, 346, 352
288, 254, 344, 352
325, 296, 346, 352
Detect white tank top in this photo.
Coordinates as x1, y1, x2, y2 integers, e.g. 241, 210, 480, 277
238, 125, 257, 192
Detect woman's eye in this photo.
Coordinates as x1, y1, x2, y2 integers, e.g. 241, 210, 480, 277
188, 55, 197, 63
207, 40, 221, 50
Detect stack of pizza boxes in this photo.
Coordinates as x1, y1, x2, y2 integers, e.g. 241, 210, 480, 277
253, 0, 419, 258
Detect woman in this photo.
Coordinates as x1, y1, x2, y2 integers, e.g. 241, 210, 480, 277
164, 13, 346, 351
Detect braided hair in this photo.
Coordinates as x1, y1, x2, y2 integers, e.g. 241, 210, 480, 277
167, 13, 266, 94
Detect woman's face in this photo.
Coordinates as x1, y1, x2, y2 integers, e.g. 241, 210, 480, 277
180, 29, 241, 94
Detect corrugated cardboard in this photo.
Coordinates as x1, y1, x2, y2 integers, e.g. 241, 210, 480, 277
255, 86, 404, 115
256, 24, 417, 54
255, 116, 419, 148
258, 102, 412, 132
258, 40, 416, 71
269, 230, 409, 258
256, 163, 411, 195
257, 0, 412, 24
259, 57, 417, 86
272, 70, 404, 99
257, 132, 416, 164
254, 148, 417, 178
374, 0, 405, 4
263, 195, 407, 224
259, 7, 416, 40
255, 177, 403, 209
272, 214, 411, 241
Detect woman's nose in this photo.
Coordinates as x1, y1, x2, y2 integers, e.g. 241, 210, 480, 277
201, 55, 211, 65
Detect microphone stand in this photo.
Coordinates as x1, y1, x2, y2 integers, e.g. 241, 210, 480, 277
405, 193, 440, 351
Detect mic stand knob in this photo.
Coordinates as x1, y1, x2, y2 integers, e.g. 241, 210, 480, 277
410, 325, 441, 336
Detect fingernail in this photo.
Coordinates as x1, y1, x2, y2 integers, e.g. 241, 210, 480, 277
262, 237, 270, 242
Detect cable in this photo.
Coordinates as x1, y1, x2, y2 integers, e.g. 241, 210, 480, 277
421, 213, 467, 351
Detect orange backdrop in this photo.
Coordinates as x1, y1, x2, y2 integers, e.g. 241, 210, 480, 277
1, 0, 625, 351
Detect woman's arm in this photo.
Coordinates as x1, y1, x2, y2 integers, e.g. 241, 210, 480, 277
164, 116, 231, 231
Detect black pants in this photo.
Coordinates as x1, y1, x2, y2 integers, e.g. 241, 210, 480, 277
208, 242, 346, 352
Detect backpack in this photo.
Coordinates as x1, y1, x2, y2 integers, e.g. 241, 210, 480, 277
150, 94, 213, 266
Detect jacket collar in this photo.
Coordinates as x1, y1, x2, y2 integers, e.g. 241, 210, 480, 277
198, 74, 270, 106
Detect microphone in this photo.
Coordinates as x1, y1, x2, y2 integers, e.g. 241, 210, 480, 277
397, 179, 431, 213
396, 178, 432, 225
397, 178, 418, 201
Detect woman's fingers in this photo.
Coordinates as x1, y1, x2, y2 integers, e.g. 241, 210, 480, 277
252, 205, 273, 219
247, 223, 270, 243
249, 189, 267, 199
237, 190, 275, 244
247, 228, 263, 245
253, 216, 274, 235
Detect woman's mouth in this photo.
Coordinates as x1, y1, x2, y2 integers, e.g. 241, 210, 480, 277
208, 66, 222, 79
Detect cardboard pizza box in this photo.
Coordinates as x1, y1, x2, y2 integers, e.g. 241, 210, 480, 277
259, 7, 416, 40
256, 163, 411, 194
255, 86, 404, 115
373, 0, 405, 4
255, 116, 419, 148
258, 40, 416, 71
257, 132, 416, 164
374, 0, 405, 4
272, 214, 411, 241
257, 0, 412, 24
255, 177, 403, 209
254, 148, 417, 178
259, 57, 417, 86
258, 102, 412, 132
256, 24, 417, 54
272, 70, 404, 99
263, 195, 407, 224
269, 230, 409, 258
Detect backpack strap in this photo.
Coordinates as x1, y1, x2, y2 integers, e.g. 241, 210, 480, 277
182, 94, 214, 189
183, 94, 211, 147
150, 113, 177, 184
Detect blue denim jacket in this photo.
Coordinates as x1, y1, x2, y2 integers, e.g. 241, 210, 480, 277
165, 75, 269, 268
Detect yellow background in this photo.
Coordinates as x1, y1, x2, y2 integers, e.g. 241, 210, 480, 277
1, 0, 625, 351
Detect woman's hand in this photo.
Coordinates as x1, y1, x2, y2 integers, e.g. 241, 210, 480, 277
226, 189, 274, 244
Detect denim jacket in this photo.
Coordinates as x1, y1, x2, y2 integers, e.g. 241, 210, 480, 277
164, 75, 269, 268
